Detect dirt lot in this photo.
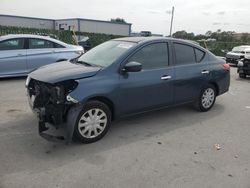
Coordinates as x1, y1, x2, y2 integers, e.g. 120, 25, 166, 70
0, 68, 250, 188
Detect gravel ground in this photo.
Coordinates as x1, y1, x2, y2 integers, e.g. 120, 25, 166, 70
0, 67, 250, 188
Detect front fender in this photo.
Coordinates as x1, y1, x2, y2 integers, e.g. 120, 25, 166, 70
68, 74, 119, 105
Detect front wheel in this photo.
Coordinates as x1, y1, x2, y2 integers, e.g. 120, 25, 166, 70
195, 84, 216, 112
74, 101, 112, 143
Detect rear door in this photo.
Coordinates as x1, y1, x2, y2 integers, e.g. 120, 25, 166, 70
173, 42, 210, 103
0, 38, 27, 76
26, 38, 59, 72
118, 42, 174, 115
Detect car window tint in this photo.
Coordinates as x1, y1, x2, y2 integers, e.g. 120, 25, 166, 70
128, 43, 169, 70
195, 48, 205, 62
54, 43, 65, 48
29, 38, 54, 49
174, 43, 196, 65
0, 38, 25, 50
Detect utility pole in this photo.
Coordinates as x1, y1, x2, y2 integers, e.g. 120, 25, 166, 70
169, 6, 175, 37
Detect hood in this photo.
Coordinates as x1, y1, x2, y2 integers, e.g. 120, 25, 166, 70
226, 52, 244, 59
29, 61, 101, 84
68, 44, 84, 51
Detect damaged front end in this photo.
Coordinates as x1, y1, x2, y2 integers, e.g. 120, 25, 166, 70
26, 77, 79, 143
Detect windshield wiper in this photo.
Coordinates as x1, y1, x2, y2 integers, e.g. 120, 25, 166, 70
76, 61, 95, 67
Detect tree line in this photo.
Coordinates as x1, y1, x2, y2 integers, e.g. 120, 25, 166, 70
172, 30, 250, 56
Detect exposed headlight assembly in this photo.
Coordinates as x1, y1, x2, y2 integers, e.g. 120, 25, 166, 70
66, 94, 78, 103
25, 76, 31, 87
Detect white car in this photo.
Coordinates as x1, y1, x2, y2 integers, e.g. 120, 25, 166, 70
0, 34, 84, 77
226, 45, 250, 65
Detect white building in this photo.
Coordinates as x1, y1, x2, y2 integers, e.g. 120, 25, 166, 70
0, 14, 132, 36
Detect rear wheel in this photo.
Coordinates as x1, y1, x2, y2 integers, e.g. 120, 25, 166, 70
195, 84, 216, 112
239, 73, 246, 78
74, 101, 112, 143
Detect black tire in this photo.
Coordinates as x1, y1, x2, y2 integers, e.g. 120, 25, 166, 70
194, 84, 216, 112
239, 73, 246, 78
74, 101, 112, 143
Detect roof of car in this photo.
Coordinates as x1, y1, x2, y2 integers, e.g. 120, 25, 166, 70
0, 34, 67, 46
113, 37, 202, 47
113, 37, 169, 43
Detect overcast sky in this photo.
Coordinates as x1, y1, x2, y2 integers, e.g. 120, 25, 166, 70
1, 0, 250, 35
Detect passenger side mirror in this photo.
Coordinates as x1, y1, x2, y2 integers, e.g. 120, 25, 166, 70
123, 61, 142, 72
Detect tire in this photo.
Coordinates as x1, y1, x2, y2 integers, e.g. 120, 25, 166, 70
239, 73, 246, 78
194, 84, 216, 112
74, 101, 112, 143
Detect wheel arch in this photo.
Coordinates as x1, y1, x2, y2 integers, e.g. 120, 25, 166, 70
208, 82, 219, 96
86, 96, 115, 120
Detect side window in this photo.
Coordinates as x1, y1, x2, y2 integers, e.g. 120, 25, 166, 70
29, 38, 54, 49
53, 43, 65, 48
174, 43, 196, 65
195, 48, 205, 62
128, 43, 169, 70
0, 38, 25, 51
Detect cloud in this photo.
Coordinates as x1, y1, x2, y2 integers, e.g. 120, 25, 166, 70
213, 22, 221, 25
237, 23, 250, 26
165, 10, 172, 14
213, 22, 230, 26
147, 9, 161, 14
217, 11, 225, 15
202, 12, 210, 16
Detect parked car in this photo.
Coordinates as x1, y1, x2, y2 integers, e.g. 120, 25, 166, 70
0, 34, 83, 78
237, 55, 250, 78
140, 31, 152, 37
78, 37, 91, 51
26, 37, 230, 143
226, 45, 250, 65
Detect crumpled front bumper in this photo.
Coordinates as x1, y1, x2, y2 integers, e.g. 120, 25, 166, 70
27, 90, 81, 144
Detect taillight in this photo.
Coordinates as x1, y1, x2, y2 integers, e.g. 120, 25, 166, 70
223, 63, 230, 70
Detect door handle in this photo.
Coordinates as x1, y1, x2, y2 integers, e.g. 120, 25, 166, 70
17, 53, 24, 56
161, 75, 172, 80
201, 70, 210, 74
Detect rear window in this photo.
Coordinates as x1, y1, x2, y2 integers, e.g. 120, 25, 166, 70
54, 43, 65, 48
29, 38, 54, 49
194, 48, 205, 62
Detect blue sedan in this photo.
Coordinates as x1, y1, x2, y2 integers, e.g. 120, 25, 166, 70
0, 34, 83, 77
26, 37, 230, 143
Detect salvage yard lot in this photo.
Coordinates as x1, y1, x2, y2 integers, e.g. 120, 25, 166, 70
0, 68, 250, 188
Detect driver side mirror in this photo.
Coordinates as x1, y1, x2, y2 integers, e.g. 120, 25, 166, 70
122, 61, 142, 72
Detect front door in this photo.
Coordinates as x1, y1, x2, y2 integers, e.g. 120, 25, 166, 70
118, 42, 174, 115
0, 38, 27, 76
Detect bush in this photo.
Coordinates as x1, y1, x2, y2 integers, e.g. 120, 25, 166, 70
0, 25, 122, 47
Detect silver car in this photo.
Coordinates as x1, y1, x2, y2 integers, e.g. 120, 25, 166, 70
0, 34, 84, 77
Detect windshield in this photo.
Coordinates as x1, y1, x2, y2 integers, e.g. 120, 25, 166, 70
232, 46, 250, 53
77, 40, 135, 67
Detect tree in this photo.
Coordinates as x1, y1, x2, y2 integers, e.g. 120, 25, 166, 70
110, 18, 127, 23
172, 30, 196, 40
205, 31, 212, 37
